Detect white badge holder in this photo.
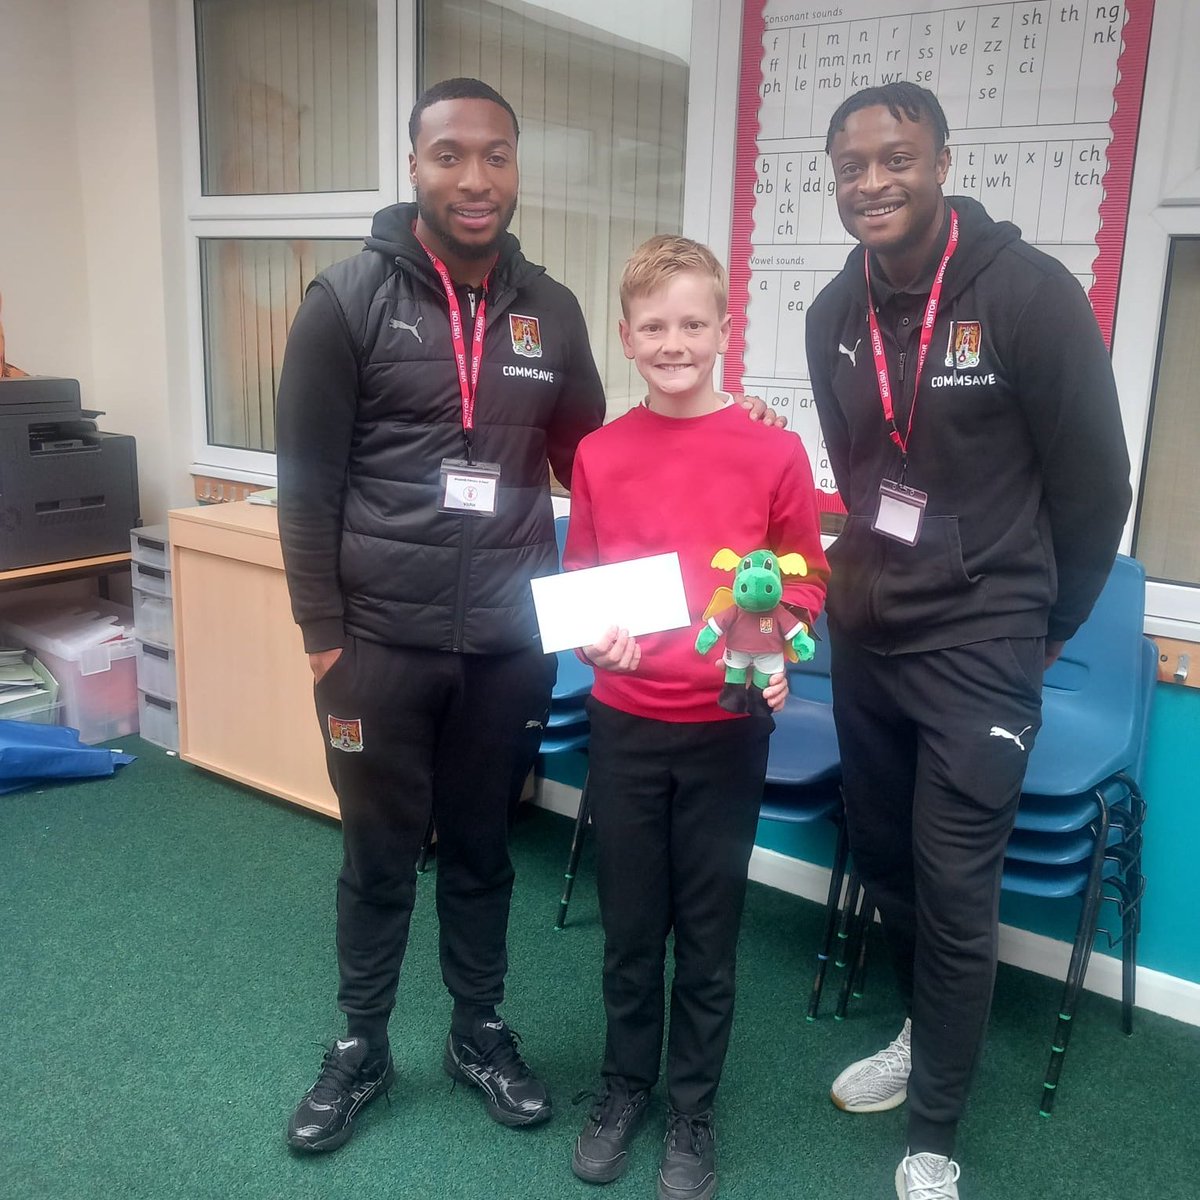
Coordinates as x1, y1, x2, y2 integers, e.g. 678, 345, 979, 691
439, 458, 501, 517
873, 478, 928, 545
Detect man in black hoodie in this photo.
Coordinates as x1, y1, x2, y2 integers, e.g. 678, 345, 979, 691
805, 84, 1130, 1199
275, 78, 607, 1152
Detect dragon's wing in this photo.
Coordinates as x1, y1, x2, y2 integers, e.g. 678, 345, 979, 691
701, 587, 736, 623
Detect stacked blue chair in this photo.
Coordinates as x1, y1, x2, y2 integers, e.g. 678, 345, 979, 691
546, 514, 595, 928
1005, 553, 1154, 1114
756, 611, 850, 1019
831, 555, 1154, 1113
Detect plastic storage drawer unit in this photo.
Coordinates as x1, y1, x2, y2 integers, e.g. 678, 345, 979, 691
131, 561, 172, 598
133, 588, 174, 646
135, 639, 176, 701
138, 689, 179, 752
130, 524, 170, 571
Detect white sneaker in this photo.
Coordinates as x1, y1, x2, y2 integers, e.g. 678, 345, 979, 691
829, 1018, 911, 1112
895, 1151, 961, 1199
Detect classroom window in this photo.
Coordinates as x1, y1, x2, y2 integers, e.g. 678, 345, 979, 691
1133, 237, 1200, 588
194, 0, 380, 196
200, 238, 360, 452
186, 0, 694, 472
421, 0, 692, 411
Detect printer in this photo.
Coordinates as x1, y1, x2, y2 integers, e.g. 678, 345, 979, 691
0, 376, 139, 570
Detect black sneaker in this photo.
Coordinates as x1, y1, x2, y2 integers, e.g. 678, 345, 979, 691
657, 1108, 717, 1200
443, 1019, 552, 1127
571, 1078, 651, 1183
285, 1037, 395, 1153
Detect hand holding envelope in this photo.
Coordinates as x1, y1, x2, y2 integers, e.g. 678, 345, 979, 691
529, 552, 691, 655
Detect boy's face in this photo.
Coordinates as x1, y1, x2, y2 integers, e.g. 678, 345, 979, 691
619, 273, 731, 407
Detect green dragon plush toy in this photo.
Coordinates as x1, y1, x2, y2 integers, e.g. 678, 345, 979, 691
696, 548, 816, 714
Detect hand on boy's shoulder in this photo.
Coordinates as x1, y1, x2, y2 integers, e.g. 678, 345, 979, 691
737, 393, 788, 429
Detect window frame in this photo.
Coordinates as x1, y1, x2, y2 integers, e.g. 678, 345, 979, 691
1109, 0, 1200, 634
179, 0, 408, 482
179, 0, 718, 484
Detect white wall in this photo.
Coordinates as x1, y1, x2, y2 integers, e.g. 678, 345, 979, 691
0, 0, 92, 388
0, 0, 190, 528
66, 0, 191, 522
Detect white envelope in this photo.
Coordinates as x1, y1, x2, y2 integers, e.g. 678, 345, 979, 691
530, 552, 692, 654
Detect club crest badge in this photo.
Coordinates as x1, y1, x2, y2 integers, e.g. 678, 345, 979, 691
509, 314, 542, 358
759, 617, 774, 635
947, 321, 981, 370
328, 715, 364, 753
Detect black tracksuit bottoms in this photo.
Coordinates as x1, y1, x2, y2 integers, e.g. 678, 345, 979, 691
312, 635, 556, 1046
830, 633, 1045, 1157
586, 699, 772, 1116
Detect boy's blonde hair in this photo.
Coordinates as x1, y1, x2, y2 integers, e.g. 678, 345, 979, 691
620, 235, 729, 318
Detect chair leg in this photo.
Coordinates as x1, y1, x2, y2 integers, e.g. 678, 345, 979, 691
1122, 790, 1147, 1036
1040, 798, 1110, 1116
847, 900, 871, 1001
808, 816, 850, 1021
415, 816, 435, 874
835, 870, 862, 968
554, 774, 591, 930
836, 887, 869, 1021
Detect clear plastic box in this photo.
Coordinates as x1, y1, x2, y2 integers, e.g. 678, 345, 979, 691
133, 587, 174, 646
138, 688, 179, 752
10, 700, 63, 727
131, 561, 172, 598
1, 657, 61, 725
130, 524, 169, 571
0, 600, 138, 744
135, 638, 176, 700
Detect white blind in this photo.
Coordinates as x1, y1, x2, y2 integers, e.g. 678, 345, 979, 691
1134, 238, 1200, 587
196, 0, 378, 195
423, 0, 691, 413
201, 239, 359, 450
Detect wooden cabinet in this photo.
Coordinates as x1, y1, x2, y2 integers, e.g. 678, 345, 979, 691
168, 502, 338, 819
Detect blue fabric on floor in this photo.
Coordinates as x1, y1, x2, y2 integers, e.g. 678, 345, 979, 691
0, 720, 135, 794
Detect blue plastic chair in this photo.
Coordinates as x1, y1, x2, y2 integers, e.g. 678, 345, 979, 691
758, 611, 849, 1019
547, 513, 597, 927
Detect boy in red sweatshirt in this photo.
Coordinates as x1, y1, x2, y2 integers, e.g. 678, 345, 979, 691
564, 236, 828, 1200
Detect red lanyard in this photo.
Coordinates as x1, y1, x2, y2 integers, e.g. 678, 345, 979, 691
418, 238, 490, 456
864, 207, 959, 456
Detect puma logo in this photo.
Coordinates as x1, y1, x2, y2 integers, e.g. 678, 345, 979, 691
838, 338, 862, 367
389, 315, 423, 343
989, 724, 1032, 751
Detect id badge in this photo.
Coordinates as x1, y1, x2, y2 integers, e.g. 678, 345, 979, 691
439, 458, 501, 517
872, 478, 928, 545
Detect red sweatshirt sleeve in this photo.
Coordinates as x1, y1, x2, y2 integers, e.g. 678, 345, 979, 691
771, 437, 829, 626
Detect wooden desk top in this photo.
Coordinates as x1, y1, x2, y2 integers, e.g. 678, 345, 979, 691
0, 551, 132, 587
169, 501, 283, 571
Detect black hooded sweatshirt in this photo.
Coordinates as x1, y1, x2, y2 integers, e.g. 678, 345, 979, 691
276, 202, 606, 656
805, 195, 1131, 653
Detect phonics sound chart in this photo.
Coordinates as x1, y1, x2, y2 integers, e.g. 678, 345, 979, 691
724, 0, 1154, 508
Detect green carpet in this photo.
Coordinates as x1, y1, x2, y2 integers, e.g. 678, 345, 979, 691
3, 739, 1197, 1199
